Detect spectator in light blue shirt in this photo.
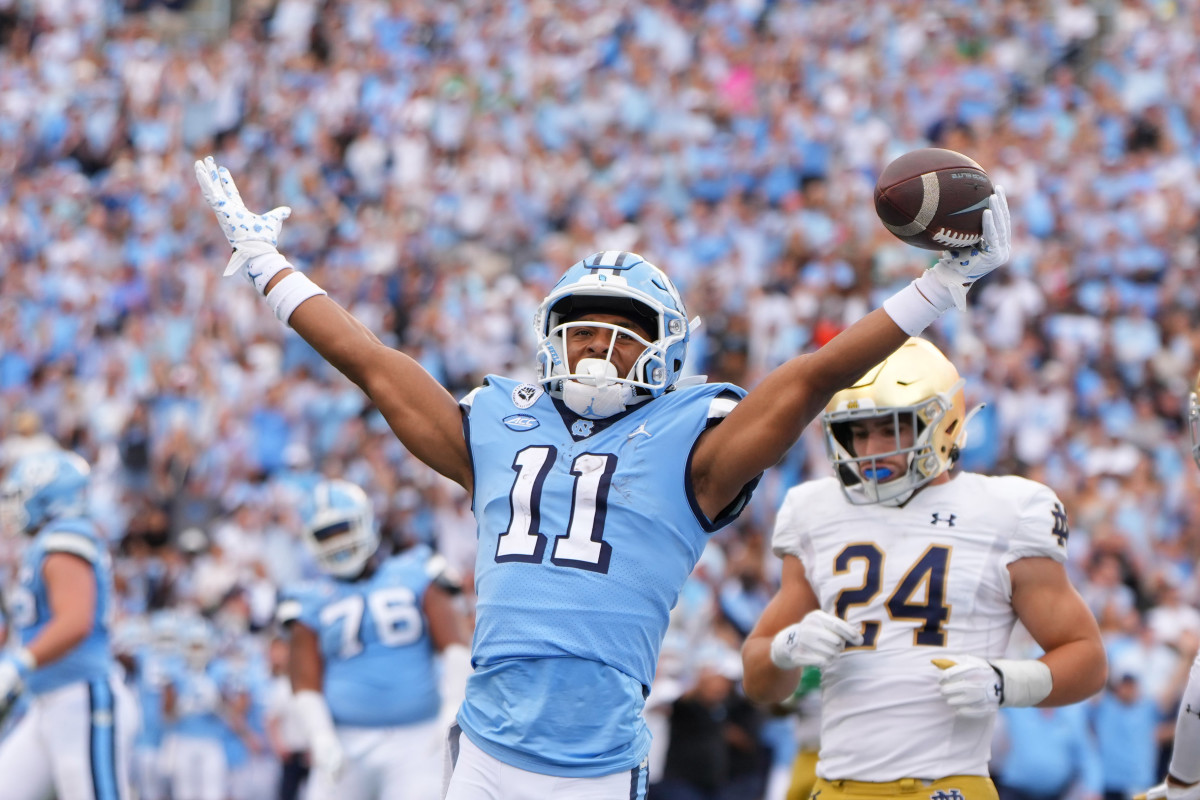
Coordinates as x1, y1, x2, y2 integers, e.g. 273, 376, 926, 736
992, 704, 1103, 800
1092, 670, 1169, 800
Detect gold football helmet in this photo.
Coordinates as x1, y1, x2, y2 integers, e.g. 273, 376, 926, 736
822, 337, 967, 505
1188, 369, 1200, 469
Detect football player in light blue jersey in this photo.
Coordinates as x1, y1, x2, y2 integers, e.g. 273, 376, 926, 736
276, 478, 470, 800
196, 156, 1010, 798
162, 615, 237, 800
127, 611, 186, 800
0, 449, 139, 800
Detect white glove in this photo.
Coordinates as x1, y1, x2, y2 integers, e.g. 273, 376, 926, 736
926, 185, 1011, 311
193, 155, 292, 288
0, 649, 34, 724
933, 654, 1004, 717
770, 611, 864, 670
1139, 779, 1200, 800
309, 728, 346, 783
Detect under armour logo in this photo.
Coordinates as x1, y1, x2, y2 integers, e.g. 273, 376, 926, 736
1050, 503, 1069, 547
1186, 703, 1200, 720
930, 513, 956, 527
628, 421, 652, 440
930, 791, 964, 800
786, 631, 796, 646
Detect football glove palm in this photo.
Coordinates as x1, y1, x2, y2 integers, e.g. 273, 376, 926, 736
194, 156, 292, 287
927, 185, 1011, 311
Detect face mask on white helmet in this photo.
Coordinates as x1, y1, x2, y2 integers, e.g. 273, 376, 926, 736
534, 251, 691, 420
303, 479, 380, 579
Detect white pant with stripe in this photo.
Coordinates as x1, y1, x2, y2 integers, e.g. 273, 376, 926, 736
0, 675, 137, 800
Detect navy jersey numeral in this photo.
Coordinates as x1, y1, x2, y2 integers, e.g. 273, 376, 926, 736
496, 446, 615, 573
834, 543, 952, 648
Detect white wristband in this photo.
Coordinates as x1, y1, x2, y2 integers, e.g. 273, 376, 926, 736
241, 245, 291, 294
883, 275, 946, 336
265, 272, 327, 325
294, 689, 338, 742
992, 658, 1053, 707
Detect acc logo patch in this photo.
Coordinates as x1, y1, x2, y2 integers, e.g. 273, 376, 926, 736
503, 414, 540, 432
512, 383, 543, 409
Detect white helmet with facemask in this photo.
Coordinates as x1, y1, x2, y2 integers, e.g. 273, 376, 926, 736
534, 251, 691, 419
302, 479, 380, 579
822, 337, 970, 506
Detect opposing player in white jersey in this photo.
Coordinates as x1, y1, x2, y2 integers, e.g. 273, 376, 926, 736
195, 155, 1009, 799
1139, 371, 1200, 800
275, 478, 470, 800
742, 338, 1107, 799
0, 449, 139, 800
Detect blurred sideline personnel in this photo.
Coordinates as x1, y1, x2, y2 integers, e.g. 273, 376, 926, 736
1139, 373, 1200, 800
195, 155, 1008, 799
742, 338, 1107, 799
0, 449, 139, 799
275, 478, 470, 800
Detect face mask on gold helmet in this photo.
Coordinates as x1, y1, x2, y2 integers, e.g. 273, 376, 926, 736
822, 337, 971, 506
1188, 369, 1200, 469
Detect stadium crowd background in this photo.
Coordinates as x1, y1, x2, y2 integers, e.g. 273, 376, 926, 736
2, 0, 1200, 797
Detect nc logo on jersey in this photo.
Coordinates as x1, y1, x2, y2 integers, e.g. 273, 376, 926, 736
512, 383, 543, 409
503, 414, 540, 432
571, 419, 594, 438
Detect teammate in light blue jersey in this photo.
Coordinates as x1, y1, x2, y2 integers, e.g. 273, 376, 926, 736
196, 156, 1010, 798
0, 449, 139, 800
277, 478, 470, 800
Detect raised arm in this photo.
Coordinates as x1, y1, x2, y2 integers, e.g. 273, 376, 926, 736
194, 157, 472, 490
692, 188, 1011, 519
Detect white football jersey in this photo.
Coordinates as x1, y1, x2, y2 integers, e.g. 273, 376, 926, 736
772, 472, 1069, 781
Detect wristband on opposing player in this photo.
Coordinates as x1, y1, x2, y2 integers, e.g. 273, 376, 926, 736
883, 271, 954, 335
992, 658, 1053, 707
265, 272, 327, 325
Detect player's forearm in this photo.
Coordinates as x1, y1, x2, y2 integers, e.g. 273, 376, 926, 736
741, 637, 802, 705
26, 615, 93, 668
1038, 636, 1108, 706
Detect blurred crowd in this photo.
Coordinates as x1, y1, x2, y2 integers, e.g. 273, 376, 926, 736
4, 0, 1200, 797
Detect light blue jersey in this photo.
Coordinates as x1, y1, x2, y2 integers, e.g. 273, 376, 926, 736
459, 375, 754, 777
168, 662, 229, 741
133, 646, 182, 748
277, 546, 441, 727
7, 517, 115, 694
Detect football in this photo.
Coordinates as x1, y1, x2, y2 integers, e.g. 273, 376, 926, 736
873, 148, 994, 251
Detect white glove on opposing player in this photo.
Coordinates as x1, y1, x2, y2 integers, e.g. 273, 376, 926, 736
770, 611, 864, 670
933, 654, 1004, 717
193, 155, 292, 289
926, 185, 1011, 311
1141, 779, 1200, 800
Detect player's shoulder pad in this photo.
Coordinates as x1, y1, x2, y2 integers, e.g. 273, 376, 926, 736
38, 526, 101, 563
275, 579, 333, 625
981, 474, 1071, 563
771, 477, 842, 557
424, 551, 463, 595
698, 383, 747, 422
460, 375, 513, 411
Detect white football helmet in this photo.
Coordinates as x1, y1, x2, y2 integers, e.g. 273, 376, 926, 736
822, 337, 968, 506
534, 251, 691, 419
302, 479, 380, 579
0, 449, 90, 536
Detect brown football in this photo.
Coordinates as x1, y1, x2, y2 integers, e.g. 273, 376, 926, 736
873, 148, 993, 251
